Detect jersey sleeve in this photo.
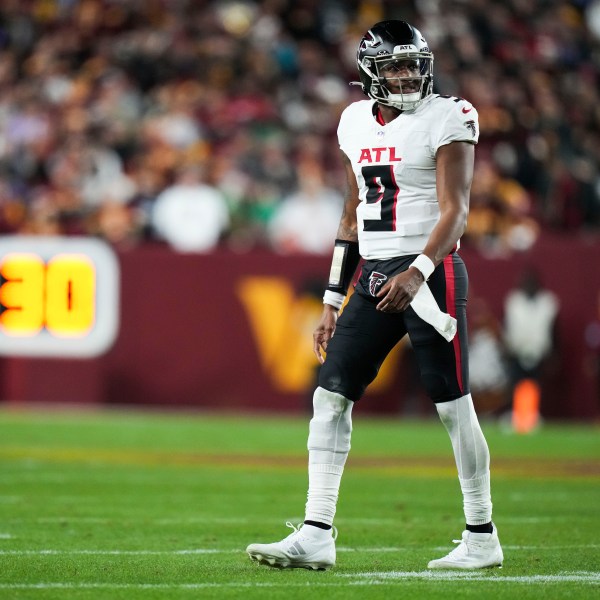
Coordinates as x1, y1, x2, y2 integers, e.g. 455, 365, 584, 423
432, 98, 479, 153
337, 104, 354, 155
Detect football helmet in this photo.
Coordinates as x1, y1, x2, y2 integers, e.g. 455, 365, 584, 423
355, 20, 433, 111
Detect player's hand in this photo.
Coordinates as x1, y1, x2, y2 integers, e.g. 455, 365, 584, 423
376, 267, 424, 313
313, 305, 339, 364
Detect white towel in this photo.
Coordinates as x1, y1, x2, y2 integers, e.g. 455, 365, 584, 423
410, 283, 457, 342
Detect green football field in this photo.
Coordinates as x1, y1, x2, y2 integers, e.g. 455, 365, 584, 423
0, 406, 598, 599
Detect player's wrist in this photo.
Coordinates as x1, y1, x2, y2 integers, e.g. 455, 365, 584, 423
323, 290, 345, 311
410, 254, 435, 281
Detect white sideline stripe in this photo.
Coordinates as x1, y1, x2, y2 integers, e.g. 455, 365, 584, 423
0, 573, 598, 590
11, 515, 598, 527
10, 516, 393, 525
0, 550, 282, 556
504, 545, 600, 550
342, 571, 600, 584
0, 549, 397, 556
0, 584, 346, 590
432, 545, 600, 552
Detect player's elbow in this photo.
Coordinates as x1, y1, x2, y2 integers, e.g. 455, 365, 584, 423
456, 205, 469, 235
441, 202, 469, 236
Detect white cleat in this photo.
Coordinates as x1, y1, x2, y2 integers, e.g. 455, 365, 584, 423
246, 522, 337, 570
428, 524, 504, 569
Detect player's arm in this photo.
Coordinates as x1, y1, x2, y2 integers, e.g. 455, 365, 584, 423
376, 140, 473, 312
313, 152, 361, 364
336, 152, 360, 242
421, 140, 473, 266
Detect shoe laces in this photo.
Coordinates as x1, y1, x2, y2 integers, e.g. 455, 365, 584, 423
284, 521, 303, 540
446, 538, 470, 560
447, 531, 488, 557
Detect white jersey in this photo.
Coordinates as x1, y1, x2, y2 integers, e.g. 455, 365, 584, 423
337, 94, 479, 259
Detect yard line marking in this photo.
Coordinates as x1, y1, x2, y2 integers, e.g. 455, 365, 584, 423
7, 514, 598, 528
0, 572, 598, 589
338, 547, 405, 553
0, 583, 345, 590
502, 515, 600, 524
0, 548, 401, 555
503, 545, 600, 550
341, 571, 600, 584
432, 544, 600, 552
7, 516, 405, 526
0, 549, 239, 556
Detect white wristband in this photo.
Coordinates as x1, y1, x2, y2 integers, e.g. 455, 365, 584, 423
410, 254, 435, 280
323, 290, 346, 310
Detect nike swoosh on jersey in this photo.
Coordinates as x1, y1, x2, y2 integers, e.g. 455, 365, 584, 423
462, 106, 472, 113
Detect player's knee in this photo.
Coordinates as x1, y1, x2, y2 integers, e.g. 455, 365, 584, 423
420, 372, 452, 402
308, 387, 353, 453
318, 359, 372, 401
313, 387, 349, 417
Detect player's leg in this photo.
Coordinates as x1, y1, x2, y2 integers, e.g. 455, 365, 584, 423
304, 386, 353, 529
306, 291, 406, 529
245, 386, 352, 570
247, 292, 406, 569
431, 394, 502, 568
407, 253, 502, 569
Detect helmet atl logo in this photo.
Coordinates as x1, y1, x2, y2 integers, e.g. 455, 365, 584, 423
368, 272, 388, 297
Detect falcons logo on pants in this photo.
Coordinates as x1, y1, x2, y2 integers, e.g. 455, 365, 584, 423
368, 271, 388, 297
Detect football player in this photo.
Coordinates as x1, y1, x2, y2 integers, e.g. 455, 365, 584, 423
247, 20, 503, 571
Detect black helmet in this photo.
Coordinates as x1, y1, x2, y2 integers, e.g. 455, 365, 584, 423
356, 20, 434, 110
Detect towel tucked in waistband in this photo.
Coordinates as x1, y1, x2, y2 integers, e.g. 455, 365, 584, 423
410, 283, 457, 342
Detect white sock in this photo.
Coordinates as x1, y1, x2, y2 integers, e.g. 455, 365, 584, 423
305, 387, 353, 525
459, 472, 492, 526
436, 394, 493, 525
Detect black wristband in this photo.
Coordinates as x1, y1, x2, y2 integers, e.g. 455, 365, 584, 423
326, 239, 361, 295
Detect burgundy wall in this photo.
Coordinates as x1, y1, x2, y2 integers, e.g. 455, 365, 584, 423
1, 234, 598, 419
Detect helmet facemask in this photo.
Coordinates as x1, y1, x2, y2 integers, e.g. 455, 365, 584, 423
358, 51, 433, 111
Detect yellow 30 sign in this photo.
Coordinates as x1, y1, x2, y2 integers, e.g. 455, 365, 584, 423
1, 253, 95, 337
0, 237, 119, 357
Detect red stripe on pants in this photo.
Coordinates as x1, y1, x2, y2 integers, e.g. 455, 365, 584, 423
443, 254, 463, 394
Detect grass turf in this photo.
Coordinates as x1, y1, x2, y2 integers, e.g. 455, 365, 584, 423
0, 406, 598, 599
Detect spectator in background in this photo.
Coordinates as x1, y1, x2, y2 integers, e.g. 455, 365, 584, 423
503, 267, 560, 429
268, 159, 342, 254
92, 201, 141, 250
151, 165, 230, 253
468, 295, 509, 414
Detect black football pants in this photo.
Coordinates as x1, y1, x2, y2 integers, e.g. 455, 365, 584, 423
318, 252, 469, 403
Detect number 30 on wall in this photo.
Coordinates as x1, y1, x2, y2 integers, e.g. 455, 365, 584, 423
0, 237, 119, 358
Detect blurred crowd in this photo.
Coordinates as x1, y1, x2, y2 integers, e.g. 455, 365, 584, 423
0, 0, 599, 255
